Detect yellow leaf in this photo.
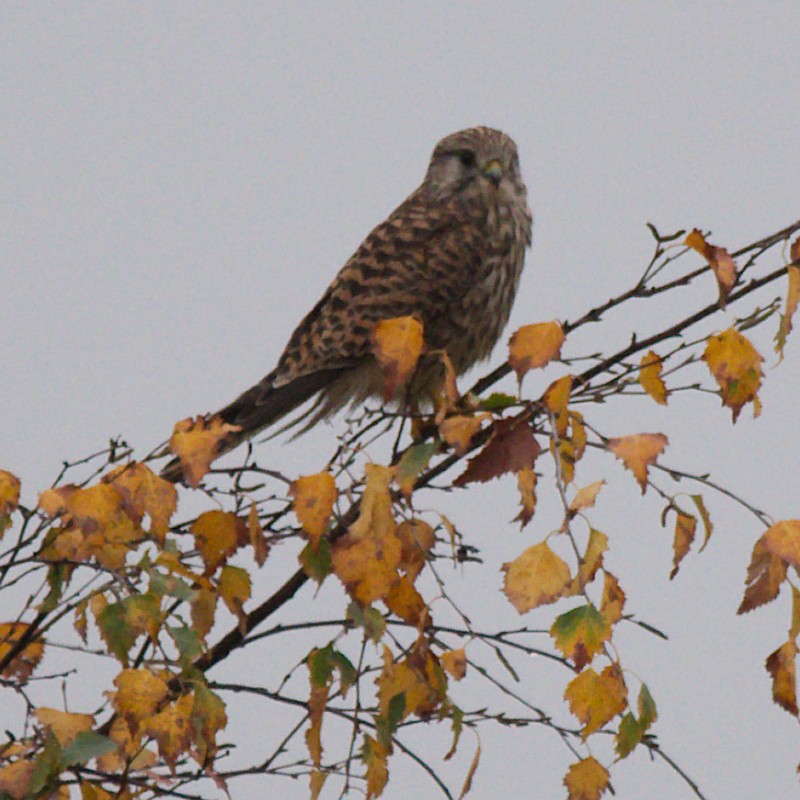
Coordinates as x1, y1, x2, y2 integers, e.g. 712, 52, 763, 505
441, 648, 467, 680
167, 415, 241, 487
765, 640, 799, 716
775, 265, 800, 359
141, 692, 194, 771
550, 603, 611, 669
362, 734, 390, 799
508, 321, 566, 380
569, 480, 605, 515
639, 350, 668, 405
191, 685, 227, 763
502, 542, 572, 613
564, 756, 611, 800
703, 327, 764, 422
0, 470, 20, 516
192, 510, 242, 574
685, 228, 737, 306
218, 565, 251, 632
310, 770, 328, 800
439, 413, 490, 455
331, 465, 401, 605
763, 520, 800, 572
248, 502, 270, 566
104, 462, 177, 545
191, 587, 218, 641
96, 717, 137, 772
600, 572, 626, 625
514, 467, 538, 528
395, 519, 435, 581
35, 707, 94, 745
0, 621, 45, 684
567, 528, 608, 595
291, 472, 337, 548
607, 433, 668, 493
113, 668, 169, 732
0, 760, 34, 800
386, 575, 430, 628
670, 512, 696, 579
542, 375, 574, 437
738, 535, 788, 613
370, 316, 425, 400
564, 664, 628, 738
37, 485, 76, 517
306, 682, 328, 767
377, 644, 444, 721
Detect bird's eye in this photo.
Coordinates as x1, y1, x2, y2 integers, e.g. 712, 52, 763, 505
458, 150, 476, 168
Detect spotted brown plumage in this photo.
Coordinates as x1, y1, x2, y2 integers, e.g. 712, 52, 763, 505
161, 126, 532, 482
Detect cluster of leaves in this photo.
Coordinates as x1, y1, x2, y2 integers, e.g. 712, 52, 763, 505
1, 222, 800, 800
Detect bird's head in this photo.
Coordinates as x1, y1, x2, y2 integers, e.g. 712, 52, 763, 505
424, 126, 527, 207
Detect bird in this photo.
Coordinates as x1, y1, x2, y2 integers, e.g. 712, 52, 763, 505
160, 126, 532, 482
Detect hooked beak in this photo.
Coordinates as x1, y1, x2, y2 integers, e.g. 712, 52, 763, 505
482, 158, 503, 187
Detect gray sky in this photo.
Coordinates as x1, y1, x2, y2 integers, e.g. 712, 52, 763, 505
3, 4, 800, 798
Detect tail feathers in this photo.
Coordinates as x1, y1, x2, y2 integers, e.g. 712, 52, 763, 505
159, 368, 343, 483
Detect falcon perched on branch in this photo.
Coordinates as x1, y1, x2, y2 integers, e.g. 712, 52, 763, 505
161, 126, 532, 482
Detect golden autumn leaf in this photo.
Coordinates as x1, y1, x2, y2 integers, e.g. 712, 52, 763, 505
762, 519, 800, 572
306, 680, 328, 767
775, 265, 800, 359
670, 512, 696, 579
738, 536, 788, 614
703, 328, 764, 422
35, 707, 94, 745
248, 502, 270, 566
0, 470, 20, 520
508, 321, 566, 380
454, 418, 540, 487
112, 669, 169, 732
0, 760, 34, 800
567, 528, 608, 595
0, 621, 45, 683
386, 575, 430, 628
685, 228, 737, 305
190, 586, 217, 641
639, 350, 668, 405
395, 519, 435, 581
362, 734, 390, 800
600, 572, 626, 625
441, 648, 467, 680
141, 692, 194, 771
514, 467, 538, 528
439, 413, 490, 455
96, 716, 138, 772
564, 756, 610, 800
218, 565, 251, 632
377, 643, 445, 721
191, 684, 227, 763
331, 464, 401, 605
542, 374, 574, 437
167, 415, 241, 487
37, 485, 76, 517
370, 316, 425, 401
502, 541, 572, 613
564, 664, 628, 738
765, 640, 799, 716
291, 472, 337, 548
607, 433, 668, 493
192, 510, 243, 574
569, 480, 605, 515
103, 462, 177, 545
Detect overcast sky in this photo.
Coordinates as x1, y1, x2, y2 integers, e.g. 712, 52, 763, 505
3, 4, 800, 799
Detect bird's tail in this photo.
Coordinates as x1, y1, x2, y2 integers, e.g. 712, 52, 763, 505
159, 368, 343, 483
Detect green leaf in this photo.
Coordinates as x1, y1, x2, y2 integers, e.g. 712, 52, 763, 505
168, 624, 203, 665
97, 602, 137, 665
330, 650, 357, 692
39, 564, 65, 615
149, 570, 194, 601
479, 392, 518, 411
638, 683, 658, 731
347, 601, 386, 643
308, 645, 335, 687
62, 731, 117, 766
615, 712, 642, 759
299, 537, 332, 583
28, 730, 63, 797
395, 442, 438, 496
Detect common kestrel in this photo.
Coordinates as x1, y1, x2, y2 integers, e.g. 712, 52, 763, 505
161, 126, 532, 482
